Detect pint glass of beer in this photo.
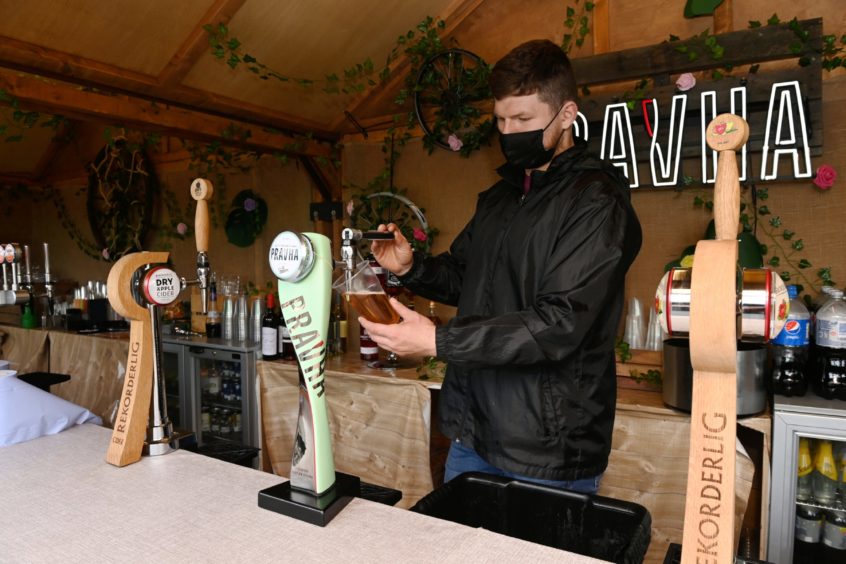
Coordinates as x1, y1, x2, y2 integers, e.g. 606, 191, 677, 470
332, 262, 401, 325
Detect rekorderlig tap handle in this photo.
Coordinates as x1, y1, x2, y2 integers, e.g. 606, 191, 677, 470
191, 178, 214, 313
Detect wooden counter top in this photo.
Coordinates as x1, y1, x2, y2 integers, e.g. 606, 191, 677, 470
263, 349, 444, 388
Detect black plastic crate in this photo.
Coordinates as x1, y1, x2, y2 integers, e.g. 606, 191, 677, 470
186, 441, 260, 467
411, 472, 651, 564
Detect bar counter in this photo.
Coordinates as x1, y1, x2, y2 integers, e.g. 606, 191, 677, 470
1, 325, 773, 562
0, 424, 599, 563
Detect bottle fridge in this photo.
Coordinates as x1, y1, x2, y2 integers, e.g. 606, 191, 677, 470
769, 394, 846, 563
162, 336, 260, 465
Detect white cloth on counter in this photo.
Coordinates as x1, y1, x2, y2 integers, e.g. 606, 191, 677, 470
0, 370, 101, 447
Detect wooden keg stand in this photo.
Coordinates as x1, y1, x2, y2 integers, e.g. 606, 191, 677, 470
104, 179, 213, 468
680, 114, 750, 563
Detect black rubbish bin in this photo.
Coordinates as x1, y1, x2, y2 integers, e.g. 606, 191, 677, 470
411, 472, 651, 564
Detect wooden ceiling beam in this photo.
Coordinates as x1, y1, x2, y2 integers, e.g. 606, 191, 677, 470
331, 0, 487, 132
0, 70, 332, 158
31, 120, 73, 182
0, 35, 336, 139
0, 172, 35, 185
157, 0, 247, 88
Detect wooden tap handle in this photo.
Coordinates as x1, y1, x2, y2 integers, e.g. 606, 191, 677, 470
191, 178, 214, 253
705, 114, 749, 241
680, 114, 749, 564
105, 251, 169, 467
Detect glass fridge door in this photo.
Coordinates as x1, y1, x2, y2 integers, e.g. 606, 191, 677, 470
770, 396, 846, 563
188, 346, 254, 449
162, 342, 187, 430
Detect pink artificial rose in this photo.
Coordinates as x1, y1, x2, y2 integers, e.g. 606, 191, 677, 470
413, 227, 428, 242
176, 222, 188, 235
447, 133, 463, 152
101, 248, 110, 260
675, 73, 696, 92
813, 164, 837, 190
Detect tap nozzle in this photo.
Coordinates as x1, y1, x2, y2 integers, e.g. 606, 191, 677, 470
196, 252, 210, 314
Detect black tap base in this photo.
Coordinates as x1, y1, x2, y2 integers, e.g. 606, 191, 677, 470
258, 471, 361, 527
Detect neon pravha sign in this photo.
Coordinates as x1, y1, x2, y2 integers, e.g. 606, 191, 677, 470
574, 80, 812, 188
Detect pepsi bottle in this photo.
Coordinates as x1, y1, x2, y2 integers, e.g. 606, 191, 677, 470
771, 285, 811, 396
814, 289, 846, 400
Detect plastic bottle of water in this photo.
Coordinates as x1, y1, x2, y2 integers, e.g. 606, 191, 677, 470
771, 285, 811, 396
814, 289, 846, 400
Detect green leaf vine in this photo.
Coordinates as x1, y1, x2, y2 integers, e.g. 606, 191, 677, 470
689, 185, 836, 305
204, 22, 391, 95
561, 0, 595, 54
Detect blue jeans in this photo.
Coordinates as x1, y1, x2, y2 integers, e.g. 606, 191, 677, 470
444, 441, 602, 494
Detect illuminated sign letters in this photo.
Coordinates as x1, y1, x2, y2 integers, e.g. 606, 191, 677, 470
581, 80, 811, 188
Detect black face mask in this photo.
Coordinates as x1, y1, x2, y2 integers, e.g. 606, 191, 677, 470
498, 105, 565, 169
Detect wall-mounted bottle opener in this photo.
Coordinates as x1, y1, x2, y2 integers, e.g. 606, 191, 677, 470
104, 178, 213, 467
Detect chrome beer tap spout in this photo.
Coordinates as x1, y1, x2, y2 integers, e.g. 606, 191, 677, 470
43, 243, 54, 316
337, 228, 394, 289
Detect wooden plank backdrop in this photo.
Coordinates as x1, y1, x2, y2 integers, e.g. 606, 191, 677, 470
0, 325, 49, 373
47, 331, 128, 424
257, 360, 435, 509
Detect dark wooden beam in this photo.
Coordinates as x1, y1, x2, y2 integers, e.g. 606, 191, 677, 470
0, 70, 332, 158
571, 18, 822, 86
0, 172, 36, 185
157, 0, 247, 88
31, 120, 74, 181
0, 35, 336, 139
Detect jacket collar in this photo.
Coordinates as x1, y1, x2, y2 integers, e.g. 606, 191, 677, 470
496, 139, 589, 192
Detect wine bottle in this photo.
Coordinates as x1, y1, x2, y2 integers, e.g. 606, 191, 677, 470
278, 302, 295, 360
261, 293, 279, 360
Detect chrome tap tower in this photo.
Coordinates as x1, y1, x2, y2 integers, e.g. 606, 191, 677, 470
0, 242, 54, 316
104, 178, 214, 466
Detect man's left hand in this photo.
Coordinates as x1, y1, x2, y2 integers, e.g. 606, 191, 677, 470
357, 298, 437, 358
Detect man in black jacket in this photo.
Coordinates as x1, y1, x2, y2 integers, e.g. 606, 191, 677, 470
359, 39, 641, 493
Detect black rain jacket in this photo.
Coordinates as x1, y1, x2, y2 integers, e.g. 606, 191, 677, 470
400, 141, 642, 480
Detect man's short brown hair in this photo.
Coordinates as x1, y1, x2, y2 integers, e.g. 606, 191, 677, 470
490, 39, 578, 109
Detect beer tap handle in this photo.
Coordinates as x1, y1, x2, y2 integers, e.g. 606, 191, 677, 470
191, 178, 213, 313
192, 178, 213, 254
1, 262, 7, 291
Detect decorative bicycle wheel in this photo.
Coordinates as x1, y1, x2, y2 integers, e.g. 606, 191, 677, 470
86, 138, 155, 260
350, 191, 433, 255
413, 48, 495, 154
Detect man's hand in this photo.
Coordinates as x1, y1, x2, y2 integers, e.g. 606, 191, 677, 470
358, 298, 437, 358
370, 223, 413, 276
